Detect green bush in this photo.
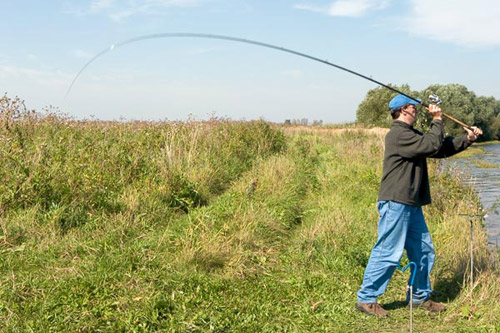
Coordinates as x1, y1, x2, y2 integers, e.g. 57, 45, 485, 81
0, 95, 286, 235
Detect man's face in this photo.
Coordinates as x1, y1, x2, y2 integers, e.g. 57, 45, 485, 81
403, 104, 418, 124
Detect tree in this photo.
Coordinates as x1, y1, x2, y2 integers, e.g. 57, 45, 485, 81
421, 84, 477, 136
357, 82, 500, 141
421, 84, 500, 141
490, 115, 500, 140
356, 84, 418, 128
473, 96, 500, 141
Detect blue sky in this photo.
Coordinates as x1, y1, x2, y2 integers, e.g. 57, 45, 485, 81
2, 0, 500, 123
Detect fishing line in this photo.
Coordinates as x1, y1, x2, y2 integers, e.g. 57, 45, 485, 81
64, 33, 408, 100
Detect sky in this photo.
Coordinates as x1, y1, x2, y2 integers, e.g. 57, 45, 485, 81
1, 0, 500, 123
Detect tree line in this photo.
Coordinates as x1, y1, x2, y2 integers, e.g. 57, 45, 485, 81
356, 83, 500, 141
283, 119, 323, 126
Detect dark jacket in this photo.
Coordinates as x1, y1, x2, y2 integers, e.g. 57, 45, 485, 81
378, 119, 472, 206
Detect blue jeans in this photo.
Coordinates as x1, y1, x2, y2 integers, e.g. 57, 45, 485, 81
357, 200, 435, 304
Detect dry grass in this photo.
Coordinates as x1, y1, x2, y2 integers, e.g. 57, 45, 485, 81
282, 125, 389, 137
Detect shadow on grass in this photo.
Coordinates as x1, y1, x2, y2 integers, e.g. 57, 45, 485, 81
432, 276, 462, 303
382, 300, 407, 310
385, 253, 491, 309
381, 277, 462, 310
430, 250, 492, 303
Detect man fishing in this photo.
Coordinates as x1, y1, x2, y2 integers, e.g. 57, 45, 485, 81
355, 94, 483, 318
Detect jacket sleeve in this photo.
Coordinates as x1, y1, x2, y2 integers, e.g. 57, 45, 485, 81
430, 134, 472, 158
397, 120, 444, 159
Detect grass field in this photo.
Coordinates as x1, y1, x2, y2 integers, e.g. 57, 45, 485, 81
1, 96, 499, 331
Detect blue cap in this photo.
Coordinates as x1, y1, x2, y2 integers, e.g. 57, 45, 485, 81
389, 94, 421, 112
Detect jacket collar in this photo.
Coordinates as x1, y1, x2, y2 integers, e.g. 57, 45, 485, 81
392, 120, 412, 129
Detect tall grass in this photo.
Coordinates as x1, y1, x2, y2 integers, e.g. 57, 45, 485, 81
0, 95, 285, 238
1, 95, 499, 331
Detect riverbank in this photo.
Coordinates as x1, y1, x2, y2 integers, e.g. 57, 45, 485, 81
1, 115, 499, 331
447, 140, 499, 160
441, 142, 500, 248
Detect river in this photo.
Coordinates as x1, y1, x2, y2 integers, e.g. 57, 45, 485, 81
441, 143, 500, 248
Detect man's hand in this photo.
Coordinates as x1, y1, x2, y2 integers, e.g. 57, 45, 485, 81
427, 104, 442, 120
464, 126, 483, 142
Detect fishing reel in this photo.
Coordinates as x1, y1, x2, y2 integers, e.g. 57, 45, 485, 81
428, 94, 442, 105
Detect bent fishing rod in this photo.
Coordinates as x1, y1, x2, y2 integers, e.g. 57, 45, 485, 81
65, 32, 472, 129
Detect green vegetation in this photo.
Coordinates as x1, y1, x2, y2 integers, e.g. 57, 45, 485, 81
356, 83, 500, 142
476, 141, 500, 146
1, 95, 500, 331
356, 84, 418, 128
449, 145, 485, 159
472, 160, 500, 168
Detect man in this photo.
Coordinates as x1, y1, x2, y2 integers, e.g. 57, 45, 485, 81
355, 94, 483, 318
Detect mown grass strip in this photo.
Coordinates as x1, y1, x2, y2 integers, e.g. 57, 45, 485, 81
0, 120, 317, 331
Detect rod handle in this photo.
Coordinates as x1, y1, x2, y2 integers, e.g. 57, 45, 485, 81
420, 102, 474, 130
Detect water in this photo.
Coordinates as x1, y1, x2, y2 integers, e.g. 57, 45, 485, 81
441, 144, 500, 248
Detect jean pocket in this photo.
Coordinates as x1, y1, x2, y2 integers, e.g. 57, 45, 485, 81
377, 200, 389, 215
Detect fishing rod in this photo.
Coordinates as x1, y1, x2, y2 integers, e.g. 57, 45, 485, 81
65, 32, 473, 129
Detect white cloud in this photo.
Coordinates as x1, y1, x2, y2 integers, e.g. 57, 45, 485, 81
0, 65, 70, 86
0, 65, 73, 113
281, 69, 303, 78
72, 49, 94, 59
90, 0, 114, 13
294, 0, 500, 47
186, 47, 217, 56
26, 54, 39, 61
147, 0, 200, 6
111, 0, 203, 21
328, 0, 384, 17
294, 0, 389, 17
109, 9, 136, 22
403, 0, 500, 47
293, 4, 323, 13
68, 0, 204, 21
